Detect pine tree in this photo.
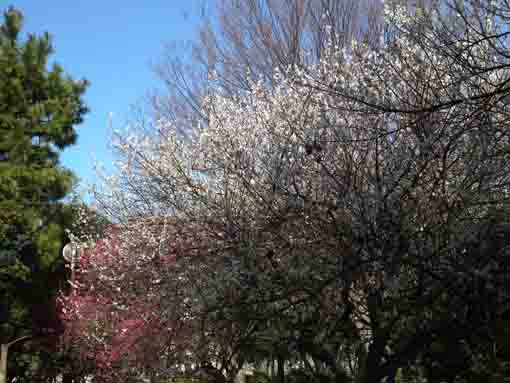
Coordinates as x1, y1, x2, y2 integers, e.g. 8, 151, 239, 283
0, 6, 88, 382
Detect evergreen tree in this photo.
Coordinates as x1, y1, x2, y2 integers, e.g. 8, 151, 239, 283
0, 6, 88, 382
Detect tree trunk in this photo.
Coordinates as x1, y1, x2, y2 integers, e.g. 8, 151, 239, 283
276, 356, 285, 383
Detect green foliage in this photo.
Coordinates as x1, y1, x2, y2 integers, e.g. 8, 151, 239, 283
395, 368, 421, 383
246, 371, 272, 383
159, 378, 207, 383
0, 5, 88, 382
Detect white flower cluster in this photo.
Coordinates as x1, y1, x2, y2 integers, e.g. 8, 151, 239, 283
82, 3, 510, 376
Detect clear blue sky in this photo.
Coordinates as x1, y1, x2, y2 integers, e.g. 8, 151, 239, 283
5, 0, 207, 196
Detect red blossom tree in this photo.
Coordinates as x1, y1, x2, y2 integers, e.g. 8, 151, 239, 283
57, 223, 184, 382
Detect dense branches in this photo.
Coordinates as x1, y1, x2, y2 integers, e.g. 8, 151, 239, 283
73, 1, 510, 382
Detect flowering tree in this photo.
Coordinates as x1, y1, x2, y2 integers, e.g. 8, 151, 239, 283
153, 0, 383, 138
58, 209, 233, 382
58, 219, 183, 382
90, 1, 510, 382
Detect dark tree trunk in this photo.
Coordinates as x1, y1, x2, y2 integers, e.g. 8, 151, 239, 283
276, 355, 285, 383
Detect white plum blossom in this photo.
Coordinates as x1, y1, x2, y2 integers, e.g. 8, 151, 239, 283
82, 2, 510, 381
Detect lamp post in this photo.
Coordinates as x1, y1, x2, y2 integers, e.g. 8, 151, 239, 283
0, 335, 31, 383
0, 218, 44, 383
62, 242, 79, 283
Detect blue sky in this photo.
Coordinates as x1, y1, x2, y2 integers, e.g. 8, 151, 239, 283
5, 0, 207, 196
